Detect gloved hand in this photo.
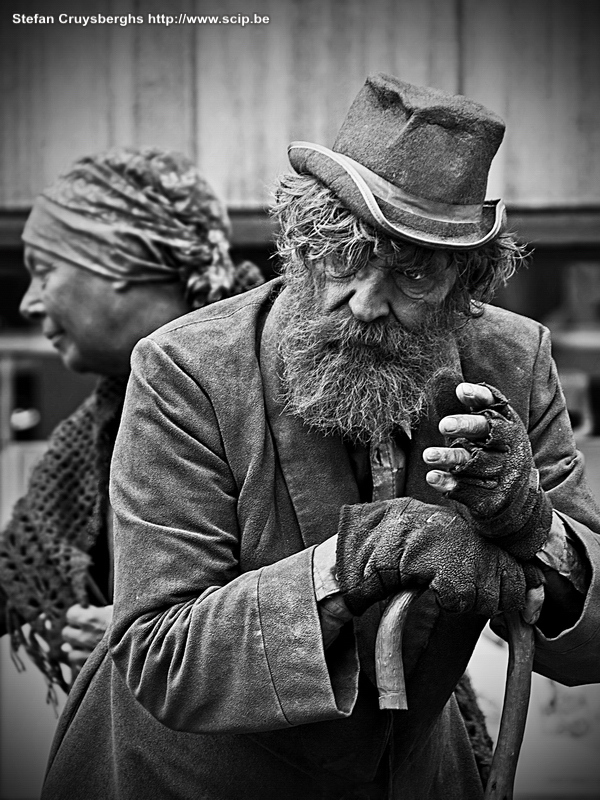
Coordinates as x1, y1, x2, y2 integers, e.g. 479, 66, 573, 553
336, 497, 542, 617
439, 384, 552, 560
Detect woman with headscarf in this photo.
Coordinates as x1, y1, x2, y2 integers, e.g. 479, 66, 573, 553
0, 147, 264, 699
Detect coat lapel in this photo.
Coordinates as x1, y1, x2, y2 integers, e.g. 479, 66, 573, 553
259, 288, 360, 548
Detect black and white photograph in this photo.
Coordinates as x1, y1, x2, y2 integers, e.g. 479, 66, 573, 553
1, 1, 599, 798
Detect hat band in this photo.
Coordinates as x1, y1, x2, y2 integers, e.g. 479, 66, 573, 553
288, 141, 505, 249
289, 142, 482, 224
339, 153, 482, 224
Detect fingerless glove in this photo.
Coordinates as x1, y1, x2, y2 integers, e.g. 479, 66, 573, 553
447, 384, 553, 559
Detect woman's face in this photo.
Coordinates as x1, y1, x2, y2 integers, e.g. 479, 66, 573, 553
20, 246, 149, 375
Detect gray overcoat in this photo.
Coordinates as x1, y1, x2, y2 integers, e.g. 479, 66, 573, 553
43, 280, 600, 799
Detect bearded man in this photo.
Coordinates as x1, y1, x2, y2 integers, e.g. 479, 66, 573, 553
42, 75, 600, 800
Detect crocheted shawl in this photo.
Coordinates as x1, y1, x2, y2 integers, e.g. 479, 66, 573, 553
0, 376, 127, 697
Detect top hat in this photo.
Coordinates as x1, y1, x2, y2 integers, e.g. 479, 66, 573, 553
288, 74, 507, 250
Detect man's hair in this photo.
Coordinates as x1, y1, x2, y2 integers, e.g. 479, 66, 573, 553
271, 173, 528, 317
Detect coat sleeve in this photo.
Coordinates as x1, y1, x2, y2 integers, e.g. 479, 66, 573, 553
527, 326, 600, 684
109, 337, 359, 734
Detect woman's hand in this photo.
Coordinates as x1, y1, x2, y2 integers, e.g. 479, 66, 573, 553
61, 603, 114, 678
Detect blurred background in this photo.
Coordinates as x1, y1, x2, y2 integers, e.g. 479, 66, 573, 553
1, 0, 599, 798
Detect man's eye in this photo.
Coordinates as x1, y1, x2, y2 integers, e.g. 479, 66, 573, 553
323, 260, 355, 280
401, 269, 427, 282
394, 269, 436, 298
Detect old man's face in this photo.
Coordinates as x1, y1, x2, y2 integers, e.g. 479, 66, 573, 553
278, 252, 459, 445
318, 254, 457, 329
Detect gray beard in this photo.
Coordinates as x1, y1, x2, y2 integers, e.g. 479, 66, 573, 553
278, 276, 457, 445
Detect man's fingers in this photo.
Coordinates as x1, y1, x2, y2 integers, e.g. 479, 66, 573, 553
439, 413, 490, 440
456, 382, 495, 409
438, 383, 495, 438
426, 469, 458, 493
423, 446, 472, 470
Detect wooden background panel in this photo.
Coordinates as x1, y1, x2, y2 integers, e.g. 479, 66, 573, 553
194, 0, 289, 207
0, 7, 47, 207
1, 0, 199, 205
2, 0, 598, 210
288, 0, 461, 141
195, 0, 462, 207
1, 0, 115, 207
129, 0, 197, 155
105, 2, 137, 146
462, 0, 600, 207
359, 0, 460, 93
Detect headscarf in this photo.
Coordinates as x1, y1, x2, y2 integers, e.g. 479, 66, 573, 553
22, 147, 263, 307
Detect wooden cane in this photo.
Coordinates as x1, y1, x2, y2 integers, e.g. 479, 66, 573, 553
374, 589, 421, 710
375, 593, 535, 800
483, 611, 535, 800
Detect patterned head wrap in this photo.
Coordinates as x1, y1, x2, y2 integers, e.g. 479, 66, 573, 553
22, 147, 263, 307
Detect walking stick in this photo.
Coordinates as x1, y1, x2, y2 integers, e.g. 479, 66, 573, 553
375, 592, 535, 800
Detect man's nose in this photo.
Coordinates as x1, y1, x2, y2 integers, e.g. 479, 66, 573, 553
347, 265, 392, 322
19, 278, 45, 321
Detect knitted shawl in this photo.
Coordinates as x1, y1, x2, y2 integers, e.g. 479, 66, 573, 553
0, 376, 127, 697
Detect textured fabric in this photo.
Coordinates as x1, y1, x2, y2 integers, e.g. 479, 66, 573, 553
0, 376, 126, 695
42, 280, 600, 799
22, 148, 264, 307
538, 514, 589, 594
454, 671, 494, 786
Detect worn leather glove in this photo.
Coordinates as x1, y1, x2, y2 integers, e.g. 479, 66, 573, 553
336, 497, 542, 617
447, 384, 552, 559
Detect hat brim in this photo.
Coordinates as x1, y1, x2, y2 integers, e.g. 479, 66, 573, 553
288, 142, 506, 250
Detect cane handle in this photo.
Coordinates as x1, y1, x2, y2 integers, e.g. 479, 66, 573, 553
374, 589, 420, 710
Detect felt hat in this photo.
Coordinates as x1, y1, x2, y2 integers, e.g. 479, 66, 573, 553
288, 74, 507, 249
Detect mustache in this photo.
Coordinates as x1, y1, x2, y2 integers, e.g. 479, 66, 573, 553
312, 311, 396, 342
301, 304, 454, 361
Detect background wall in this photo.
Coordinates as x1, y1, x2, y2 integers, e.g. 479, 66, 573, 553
1, 1, 600, 798
2, 0, 600, 211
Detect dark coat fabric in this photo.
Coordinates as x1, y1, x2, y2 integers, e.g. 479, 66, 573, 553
42, 280, 600, 800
